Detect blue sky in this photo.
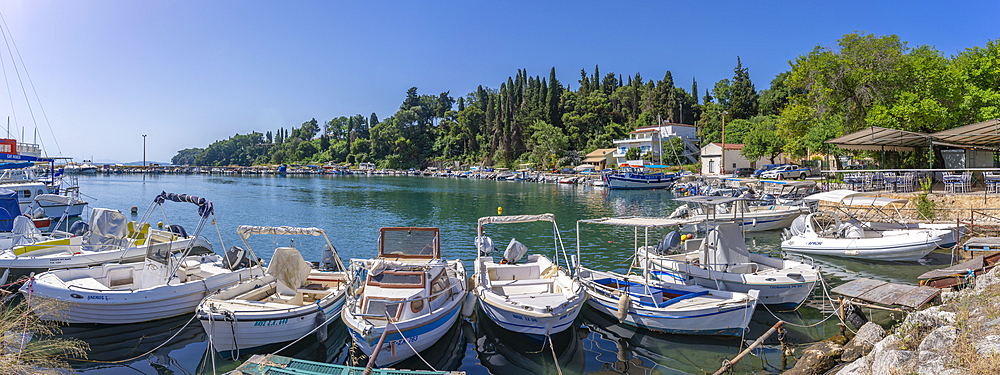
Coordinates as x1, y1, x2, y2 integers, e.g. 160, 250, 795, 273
0, 1, 996, 163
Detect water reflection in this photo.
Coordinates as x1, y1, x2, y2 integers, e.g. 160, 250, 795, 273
473, 310, 585, 375
61, 314, 205, 371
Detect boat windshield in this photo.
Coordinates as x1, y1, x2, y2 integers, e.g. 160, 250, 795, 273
379, 227, 440, 259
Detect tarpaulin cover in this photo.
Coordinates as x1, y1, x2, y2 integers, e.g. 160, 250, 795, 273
266, 247, 311, 293
0, 188, 19, 232
33, 194, 86, 206
503, 238, 528, 264
86, 208, 127, 247
237, 225, 326, 240
478, 213, 555, 226
699, 223, 752, 273
154, 191, 214, 218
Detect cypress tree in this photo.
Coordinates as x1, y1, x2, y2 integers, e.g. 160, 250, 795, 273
729, 56, 758, 119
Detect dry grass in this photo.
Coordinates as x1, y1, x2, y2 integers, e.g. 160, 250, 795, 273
947, 282, 1000, 374
0, 295, 88, 375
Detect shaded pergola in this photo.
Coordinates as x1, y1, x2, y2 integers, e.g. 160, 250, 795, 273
825, 119, 1000, 168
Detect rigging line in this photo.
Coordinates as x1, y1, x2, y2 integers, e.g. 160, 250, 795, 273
0, 24, 17, 135
0, 13, 40, 148
0, 12, 58, 155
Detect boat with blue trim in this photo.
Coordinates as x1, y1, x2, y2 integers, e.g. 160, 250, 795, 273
472, 214, 586, 337
576, 216, 759, 336
196, 225, 348, 357
601, 164, 680, 190
342, 227, 468, 367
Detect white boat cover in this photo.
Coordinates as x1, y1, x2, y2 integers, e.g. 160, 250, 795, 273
11, 215, 40, 246
699, 223, 752, 272
475, 235, 494, 255
266, 247, 310, 293
33, 194, 85, 205
478, 214, 555, 226
86, 208, 127, 247
237, 225, 326, 239
502, 238, 528, 264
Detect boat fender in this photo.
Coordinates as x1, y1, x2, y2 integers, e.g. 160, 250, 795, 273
616, 293, 630, 323
461, 292, 477, 318
467, 275, 476, 290
315, 304, 328, 342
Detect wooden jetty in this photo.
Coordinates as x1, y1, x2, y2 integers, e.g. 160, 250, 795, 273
232, 354, 464, 375
963, 237, 1000, 252
832, 278, 940, 310
919, 252, 1000, 289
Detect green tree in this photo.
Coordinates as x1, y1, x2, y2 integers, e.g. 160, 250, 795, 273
729, 57, 758, 119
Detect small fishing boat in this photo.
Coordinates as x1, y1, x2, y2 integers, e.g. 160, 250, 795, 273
342, 227, 467, 367
576, 216, 759, 336
473, 214, 586, 337
22, 192, 259, 324
781, 190, 952, 261
197, 225, 348, 357
637, 221, 818, 308
668, 196, 808, 233
602, 164, 679, 190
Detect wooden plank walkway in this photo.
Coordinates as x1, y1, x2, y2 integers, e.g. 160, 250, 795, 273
831, 278, 940, 309
964, 237, 1000, 252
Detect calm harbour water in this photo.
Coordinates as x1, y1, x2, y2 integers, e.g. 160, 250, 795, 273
60, 174, 950, 375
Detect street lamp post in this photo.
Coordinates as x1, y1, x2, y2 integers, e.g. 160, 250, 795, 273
143, 134, 147, 168
720, 111, 728, 175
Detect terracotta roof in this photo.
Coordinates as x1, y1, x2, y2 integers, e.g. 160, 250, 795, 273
710, 143, 744, 150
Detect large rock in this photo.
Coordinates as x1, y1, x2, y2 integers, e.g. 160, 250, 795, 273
781, 341, 843, 375
870, 350, 913, 374
976, 335, 1000, 355
869, 334, 900, 360
835, 355, 870, 375
974, 265, 1000, 293
842, 322, 886, 362
917, 325, 957, 360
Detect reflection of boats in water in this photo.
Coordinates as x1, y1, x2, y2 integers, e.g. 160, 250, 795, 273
59, 313, 205, 370
346, 318, 467, 372
274, 320, 353, 365
582, 306, 776, 375
474, 309, 585, 375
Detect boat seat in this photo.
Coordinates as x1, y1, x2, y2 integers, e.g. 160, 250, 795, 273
490, 278, 553, 295
67, 276, 109, 291
487, 263, 541, 281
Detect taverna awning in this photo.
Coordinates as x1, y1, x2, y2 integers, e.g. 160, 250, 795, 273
825, 126, 929, 152
930, 118, 1000, 147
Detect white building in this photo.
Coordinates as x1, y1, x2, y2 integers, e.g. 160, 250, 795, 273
700, 143, 790, 175
612, 123, 699, 165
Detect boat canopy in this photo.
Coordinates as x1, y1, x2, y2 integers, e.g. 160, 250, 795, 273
478, 213, 555, 226
578, 216, 697, 228
804, 190, 907, 207
237, 225, 326, 239
0, 188, 18, 231
32, 194, 85, 205
759, 180, 816, 187
153, 191, 214, 218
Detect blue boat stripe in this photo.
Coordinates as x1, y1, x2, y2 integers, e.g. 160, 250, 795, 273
590, 298, 750, 319
370, 302, 460, 344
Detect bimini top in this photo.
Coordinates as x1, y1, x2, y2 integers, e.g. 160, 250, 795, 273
578, 216, 697, 228
804, 190, 908, 207
478, 213, 555, 226
674, 196, 745, 205
237, 225, 327, 239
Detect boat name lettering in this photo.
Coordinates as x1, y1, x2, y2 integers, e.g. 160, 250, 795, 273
385, 335, 418, 348
87, 295, 110, 300
511, 314, 538, 322
253, 319, 288, 327
806, 242, 823, 245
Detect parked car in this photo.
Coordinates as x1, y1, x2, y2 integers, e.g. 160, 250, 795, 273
761, 164, 817, 180
733, 167, 754, 178
753, 164, 784, 178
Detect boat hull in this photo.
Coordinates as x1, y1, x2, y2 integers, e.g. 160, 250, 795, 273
344, 299, 464, 367
198, 293, 346, 356
781, 230, 946, 261
477, 291, 584, 336
681, 209, 804, 233
604, 174, 675, 190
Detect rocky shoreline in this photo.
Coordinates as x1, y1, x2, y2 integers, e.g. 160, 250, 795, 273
779, 266, 1000, 375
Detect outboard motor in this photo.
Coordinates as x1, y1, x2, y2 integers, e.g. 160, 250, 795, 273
788, 215, 807, 236
501, 238, 527, 265
224, 246, 251, 270
475, 236, 494, 257
69, 221, 89, 237
167, 224, 188, 238
321, 244, 340, 271
656, 230, 683, 255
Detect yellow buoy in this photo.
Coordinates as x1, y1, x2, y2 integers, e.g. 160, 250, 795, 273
497, 206, 502, 215
157, 221, 164, 229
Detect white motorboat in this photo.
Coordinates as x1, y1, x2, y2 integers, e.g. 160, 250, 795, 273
576, 216, 759, 336
637, 221, 818, 308
473, 214, 586, 337
21, 192, 259, 324
781, 190, 952, 261
669, 196, 808, 233
0, 206, 211, 282
197, 225, 348, 357
342, 227, 468, 367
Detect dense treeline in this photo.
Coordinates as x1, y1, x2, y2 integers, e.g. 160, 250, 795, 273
173, 32, 1000, 169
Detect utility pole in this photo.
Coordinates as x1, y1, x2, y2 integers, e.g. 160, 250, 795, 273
720, 111, 728, 175
143, 134, 147, 181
